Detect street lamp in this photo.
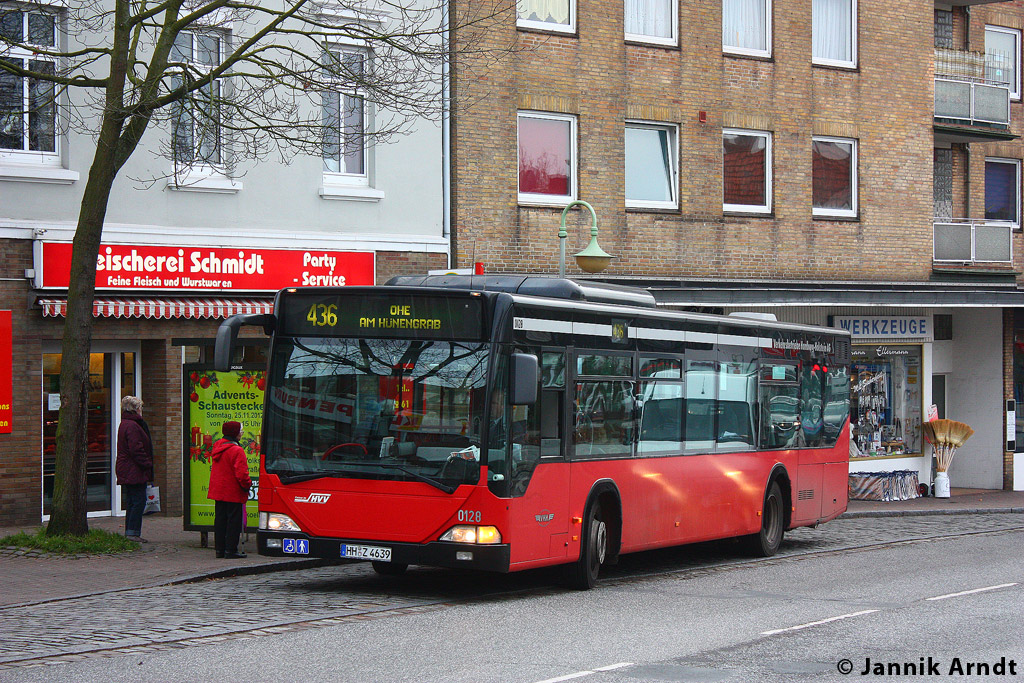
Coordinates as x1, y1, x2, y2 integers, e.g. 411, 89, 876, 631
558, 200, 613, 278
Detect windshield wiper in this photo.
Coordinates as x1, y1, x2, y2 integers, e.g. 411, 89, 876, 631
274, 462, 460, 493
276, 471, 343, 485
331, 460, 458, 494
379, 463, 458, 494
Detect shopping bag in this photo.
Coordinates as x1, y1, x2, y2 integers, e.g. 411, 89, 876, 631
144, 484, 161, 514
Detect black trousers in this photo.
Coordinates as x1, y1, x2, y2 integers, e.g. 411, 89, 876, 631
123, 483, 147, 537
213, 500, 244, 554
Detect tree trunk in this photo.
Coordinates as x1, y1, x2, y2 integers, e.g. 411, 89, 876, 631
45, 146, 124, 536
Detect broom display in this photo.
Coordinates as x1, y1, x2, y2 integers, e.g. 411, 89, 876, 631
922, 419, 974, 498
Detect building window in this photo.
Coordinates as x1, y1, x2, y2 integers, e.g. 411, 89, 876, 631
722, 0, 770, 58
986, 26, 1020, 101
625, 0, 677, 45
812, 0, 855, 68
518, 111, 576, 205
322, 48, 366, 180
170, 30, 224, 166
0, 7, 58, 161
985, 157, 1020, 228
723, 128, 771, 213
518, 0, 574, 33
934, 10, 953, 50
625, 121, 677, 209
812, 136, 857, 218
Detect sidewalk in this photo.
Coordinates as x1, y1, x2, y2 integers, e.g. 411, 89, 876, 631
0, 515, 332, 608
1, 488, 1022, 608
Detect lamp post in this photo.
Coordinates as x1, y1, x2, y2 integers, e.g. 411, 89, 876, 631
558, 200, 613, 278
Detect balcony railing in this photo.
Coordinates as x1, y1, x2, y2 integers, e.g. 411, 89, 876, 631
933, 219, 1014, 264
935, 48, 1011, 127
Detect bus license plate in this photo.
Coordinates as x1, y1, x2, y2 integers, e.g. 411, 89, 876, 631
340, 544, 391, 562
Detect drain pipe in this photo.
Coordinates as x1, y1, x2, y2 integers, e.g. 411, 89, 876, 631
441, 1, 453, 269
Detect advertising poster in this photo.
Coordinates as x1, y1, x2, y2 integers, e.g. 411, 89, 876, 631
184, 366, 265, 530
0, 311, 10, 433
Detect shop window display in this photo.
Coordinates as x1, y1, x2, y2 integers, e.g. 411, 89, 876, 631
850, 346, 923, 457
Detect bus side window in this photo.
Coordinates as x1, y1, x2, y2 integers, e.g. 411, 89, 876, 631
758, 361, 800, 449
507, 349, 564, 496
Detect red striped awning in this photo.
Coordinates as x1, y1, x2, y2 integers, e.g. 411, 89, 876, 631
38, 297, 274, 319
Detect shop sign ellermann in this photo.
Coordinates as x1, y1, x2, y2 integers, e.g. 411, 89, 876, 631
0, 311, 11, 434
831, 315, 934, 342
35, 242, 375, 292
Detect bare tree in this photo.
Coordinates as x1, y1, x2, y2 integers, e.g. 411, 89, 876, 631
1, 0, 512, 535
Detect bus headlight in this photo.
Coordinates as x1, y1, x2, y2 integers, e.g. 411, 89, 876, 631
439, 525, 501, 544
259, 512, 302, 532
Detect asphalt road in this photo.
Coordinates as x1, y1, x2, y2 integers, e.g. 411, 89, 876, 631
1, 513, 1022, 682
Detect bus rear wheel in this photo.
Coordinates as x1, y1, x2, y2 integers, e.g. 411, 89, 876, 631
744, 481, 784, 557
565, 504, 607, 590
372, 561, 408, 576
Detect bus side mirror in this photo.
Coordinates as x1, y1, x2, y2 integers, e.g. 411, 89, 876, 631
509, 353, 538, 405
214, 313, 275, 372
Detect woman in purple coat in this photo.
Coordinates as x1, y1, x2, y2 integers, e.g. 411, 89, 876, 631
115, 396, 154, 543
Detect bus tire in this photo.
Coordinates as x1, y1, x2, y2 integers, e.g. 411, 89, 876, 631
744, 481, 784, 557
372, 561, 408, 576
565, 502, 607, 590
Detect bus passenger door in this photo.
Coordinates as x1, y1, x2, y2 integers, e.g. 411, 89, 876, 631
508, 350, 571, 566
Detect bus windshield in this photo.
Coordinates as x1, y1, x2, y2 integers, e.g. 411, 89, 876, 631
263, 337, 489, 491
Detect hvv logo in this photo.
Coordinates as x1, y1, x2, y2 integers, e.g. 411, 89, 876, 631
294, 493, 331, 504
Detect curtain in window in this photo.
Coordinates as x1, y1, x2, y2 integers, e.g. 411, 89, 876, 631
518, 0, 570, 25
322, 92, 364, 175
985, 161, 1018, 223
723, 133, 766, 207
813, 0, 852, 63
722, 0, 766, 51
812, 139, 852, 211
625, 126, 673, 202
625, 0, 672, 39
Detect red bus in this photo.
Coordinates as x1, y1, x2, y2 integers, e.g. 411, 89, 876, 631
214, 275, 851, 589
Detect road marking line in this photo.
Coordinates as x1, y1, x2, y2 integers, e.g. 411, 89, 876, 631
532, 663, 633, 683
926, 582, 1018, 601
761, 609, 879, 636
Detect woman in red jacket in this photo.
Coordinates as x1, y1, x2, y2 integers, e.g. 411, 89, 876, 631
207, 421, 252, 558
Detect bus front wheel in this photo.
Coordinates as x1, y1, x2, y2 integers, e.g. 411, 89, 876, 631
744, 481, 784, 557
565, 503, 607, 590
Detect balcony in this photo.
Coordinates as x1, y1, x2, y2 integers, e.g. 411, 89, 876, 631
933, 219, 1013, 266
934, 48, 1014, 143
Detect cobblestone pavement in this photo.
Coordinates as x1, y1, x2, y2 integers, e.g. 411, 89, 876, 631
1, 513, 1021, 671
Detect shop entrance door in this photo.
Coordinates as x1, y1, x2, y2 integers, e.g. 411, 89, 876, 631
42, 344, 140, 519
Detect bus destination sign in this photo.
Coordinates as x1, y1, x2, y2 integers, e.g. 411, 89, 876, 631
279, 292, 484, 340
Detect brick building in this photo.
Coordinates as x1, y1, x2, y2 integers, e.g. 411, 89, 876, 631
450, 0, 1024, 493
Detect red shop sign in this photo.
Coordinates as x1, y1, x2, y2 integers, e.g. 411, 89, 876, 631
0, 311, 11, 434
38, 242, 375, 292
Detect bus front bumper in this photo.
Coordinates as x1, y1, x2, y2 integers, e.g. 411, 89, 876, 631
257, 531, 511, 572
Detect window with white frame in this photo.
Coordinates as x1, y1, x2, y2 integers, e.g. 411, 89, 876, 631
722, 0, 770, 57
170, 30, 224, 166
322, 47, 366, 181
626, 121, 677, 209
518, 111, 576, 205
986, 26, 1020, 101
0, 6, 58, 162
625, 0, 677, 45
723, 129, 771, 213
985, 157, 1020, 227
812, 136, 857, 217
518, 0, 574, 33
812, 0, 856, 68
